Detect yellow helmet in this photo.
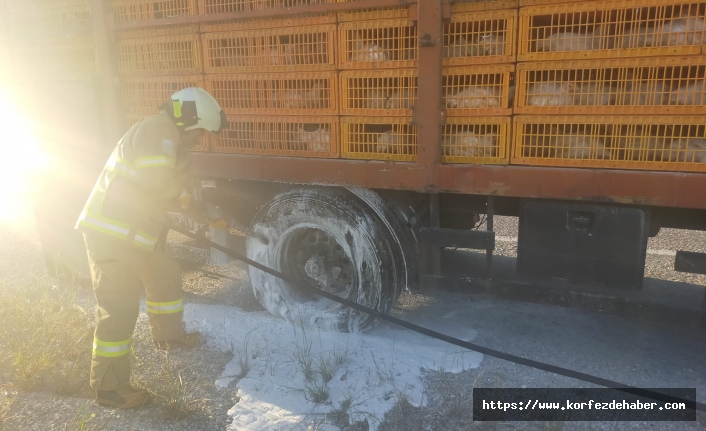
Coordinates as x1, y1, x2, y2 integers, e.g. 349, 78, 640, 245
170, 87, 226, 133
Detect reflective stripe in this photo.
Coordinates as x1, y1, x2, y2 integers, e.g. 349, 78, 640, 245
114, 161, 137, 177
105, 154, 137, 178
146, 298, 184, 315
133, 231, 158, 251
134, 156, 176, 169
79, 214, 130, 240
93, 337, 131, 358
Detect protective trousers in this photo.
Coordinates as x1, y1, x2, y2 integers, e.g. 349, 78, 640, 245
84, 233, 184, 390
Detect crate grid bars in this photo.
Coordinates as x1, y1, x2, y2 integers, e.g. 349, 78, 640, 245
512, 115, 706, 172
205, 72, 339, 116
201, 24, 337, 73
125, 113, 210, 151
341, 117, 417, 162
111, 0, 198, 24
6, 0, 92, 36
339, 19, 418, 70
210, 114, 339, 158
117, 34, 202, 75
121, 75, 204, 113
337, 6, 410, 22
340, 69, 417, 116
444, 65, 514, 116
199, 0, 327, 14
519, 0, 706, 61
118, 24, 198, 39
515, 57, 706, 115
200, 14, 336, 32
444, 9, 517, 66
443, 116, 511, 164
452, 1, 519, 12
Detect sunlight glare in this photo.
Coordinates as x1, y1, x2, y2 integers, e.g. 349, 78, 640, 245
0, 86, 50, 224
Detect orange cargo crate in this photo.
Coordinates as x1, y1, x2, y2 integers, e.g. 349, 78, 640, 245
199, 0, 327, 14
452, 1, 519, 12
117, 24, 198, 39
116, 34, 201, 75
205, 72, 338, 115
515, 57, 706, 115
211, 114, 339, 158
340, 69, 417, 116
121, 75, 204, 113
200, 14, 335, 32
519, 0, 706, 61
111, 0, 198, 24
512, 115, 706, 172
341, 117, 417, 162
339, 19, 417, 70
443, 116, 511, 164
444, 9, 517, 66
6, 0, 92, 36
202, 24, 336, 73
337, 6, 409, 22
444, 65, 514, 116
125, 113, 209, 151
14, 33, 98, 77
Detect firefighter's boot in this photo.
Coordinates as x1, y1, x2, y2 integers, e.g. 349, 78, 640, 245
96, 385, 152, 409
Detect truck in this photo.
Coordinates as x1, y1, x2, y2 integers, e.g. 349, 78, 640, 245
4, 0, 706, 331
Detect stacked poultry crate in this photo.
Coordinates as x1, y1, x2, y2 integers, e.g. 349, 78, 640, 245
513, 0, 706, 172
201, 13, 340, 157
338, 7, 419, 161
440, 1, 517, 164
112, 0, 209, 150
337, 2, 518, 162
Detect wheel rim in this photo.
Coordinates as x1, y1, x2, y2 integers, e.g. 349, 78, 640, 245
282, 227, 356, 299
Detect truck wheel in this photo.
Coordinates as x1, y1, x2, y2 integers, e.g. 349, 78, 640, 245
246, 188, 401, 332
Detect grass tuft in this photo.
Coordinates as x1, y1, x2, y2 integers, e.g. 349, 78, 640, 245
149, 353, 198, 421
305, 378, 330, 404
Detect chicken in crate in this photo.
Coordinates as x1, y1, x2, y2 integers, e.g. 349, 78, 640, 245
513, 115, 706, 171
515, 57, 706, 115
442, 117, 510, 164
211, 115, 339, 158
443, 9, 518, 65
519, 0, 706, 60
340, 69, 417, 116
341, 117, 417, 161
339, 19, 418, 69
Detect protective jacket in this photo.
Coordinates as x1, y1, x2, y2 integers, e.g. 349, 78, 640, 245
76, 112, 187, 251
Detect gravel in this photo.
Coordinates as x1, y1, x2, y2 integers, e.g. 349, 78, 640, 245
2, 211, 705, 430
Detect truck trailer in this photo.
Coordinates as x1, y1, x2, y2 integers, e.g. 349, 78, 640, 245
4, 0, 706, 330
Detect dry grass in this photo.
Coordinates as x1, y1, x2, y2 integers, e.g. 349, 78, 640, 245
150, 353, 199, 420
0, 280, 94, 396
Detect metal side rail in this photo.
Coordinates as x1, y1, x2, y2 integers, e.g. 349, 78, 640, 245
166, 223, 704, 413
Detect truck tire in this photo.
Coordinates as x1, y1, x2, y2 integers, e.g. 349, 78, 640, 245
246, 187, 401, 332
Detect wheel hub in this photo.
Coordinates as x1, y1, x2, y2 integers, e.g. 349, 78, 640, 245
304, 256, 325, 278
286, 228, 355, 297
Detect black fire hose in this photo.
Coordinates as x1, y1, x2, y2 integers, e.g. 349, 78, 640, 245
169, 223, 705, 413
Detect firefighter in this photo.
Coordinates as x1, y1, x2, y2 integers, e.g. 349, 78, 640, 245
76, 87, 228, 409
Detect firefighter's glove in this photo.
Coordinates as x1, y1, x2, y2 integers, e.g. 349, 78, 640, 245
209, 219, 230, 230
177, 189, 192, 210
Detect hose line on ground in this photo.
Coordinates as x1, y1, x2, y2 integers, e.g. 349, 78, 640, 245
169, 224, 704, 413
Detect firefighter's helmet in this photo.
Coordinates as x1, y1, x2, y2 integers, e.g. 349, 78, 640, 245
169, 87, 226, 133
